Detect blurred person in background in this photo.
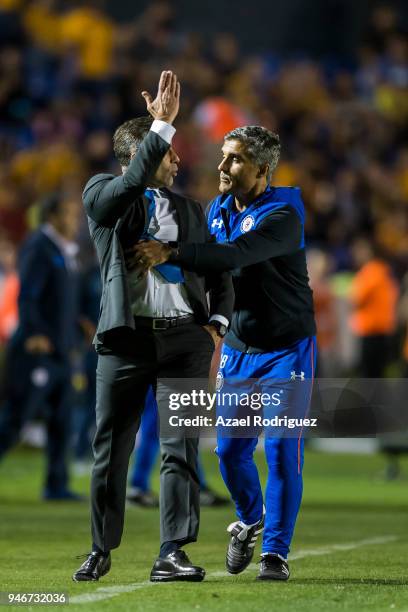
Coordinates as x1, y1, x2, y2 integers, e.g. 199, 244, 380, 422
400, 272, 408, 379
71, 261, 100, 474
0, 236, 19, 346
349, 237, 399, 378
0, 193, 83, 500
0, 236, 19, 396
307, 248, 338, 377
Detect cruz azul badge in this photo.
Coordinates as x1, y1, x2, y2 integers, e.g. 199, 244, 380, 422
215, 370, 224, 391
240, 215, 255, 233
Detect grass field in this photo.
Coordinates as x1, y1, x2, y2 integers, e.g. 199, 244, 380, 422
0, 446, 407, 611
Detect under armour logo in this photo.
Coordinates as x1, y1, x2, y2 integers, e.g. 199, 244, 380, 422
211, 218, 223, 230
290, 371, 305, 381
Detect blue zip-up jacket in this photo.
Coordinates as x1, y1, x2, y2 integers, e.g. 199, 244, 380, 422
171, 186, 316, 350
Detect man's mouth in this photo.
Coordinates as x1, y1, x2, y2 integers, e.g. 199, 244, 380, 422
220, 175, 231, 183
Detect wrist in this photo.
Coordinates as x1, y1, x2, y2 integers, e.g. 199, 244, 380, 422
150, 120, 176, 145
156, 116, 174, 125
208, 320, 227, 338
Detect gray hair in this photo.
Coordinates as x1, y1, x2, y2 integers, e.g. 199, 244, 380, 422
224, 126, 281, 180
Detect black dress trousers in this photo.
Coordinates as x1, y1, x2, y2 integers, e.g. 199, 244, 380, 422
90, 321, 214, 552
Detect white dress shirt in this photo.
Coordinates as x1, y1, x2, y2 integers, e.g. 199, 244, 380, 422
129, 188, 195, 318
128, 121, 228, 327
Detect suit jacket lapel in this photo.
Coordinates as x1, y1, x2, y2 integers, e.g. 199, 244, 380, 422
169, 191, 187, 241
115, 195, 149, 236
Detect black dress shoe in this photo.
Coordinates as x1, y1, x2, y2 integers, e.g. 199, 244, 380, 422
72, 552, 111, 582
256, 554, 290, 581
150, 550, 205, 582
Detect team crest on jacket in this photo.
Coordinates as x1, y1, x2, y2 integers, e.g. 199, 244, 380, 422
240, 215, 255, 233
215, 371, 224, 391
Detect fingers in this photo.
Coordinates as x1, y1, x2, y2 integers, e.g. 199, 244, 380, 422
141, 91, 153, 106
170, 72, 177, 96
175, 80, 180, 101
134, 243, 151, 255
158, 70, 171, 93
124, 242, 148, 256
158, 70, 178, 97
158, 70, 168, 92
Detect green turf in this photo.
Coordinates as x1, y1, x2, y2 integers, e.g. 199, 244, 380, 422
0, 446, 407, 611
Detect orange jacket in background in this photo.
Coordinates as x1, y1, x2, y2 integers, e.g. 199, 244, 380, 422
349, 260, 399, 336
0, 272, 19, 343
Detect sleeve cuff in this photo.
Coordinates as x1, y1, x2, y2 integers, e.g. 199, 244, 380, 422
209, 314, 229, 327
150, 119, 176, 145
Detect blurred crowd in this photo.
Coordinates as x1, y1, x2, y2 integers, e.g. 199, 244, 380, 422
0, 0, 407, 368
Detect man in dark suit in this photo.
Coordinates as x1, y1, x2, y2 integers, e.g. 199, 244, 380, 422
0, 194, 82, 499
73, 72, 233, 583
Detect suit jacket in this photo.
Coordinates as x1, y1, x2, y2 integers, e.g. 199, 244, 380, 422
83, 129, 233, 351
13, 229, 79, 358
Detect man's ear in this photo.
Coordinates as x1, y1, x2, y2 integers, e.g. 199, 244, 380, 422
257, 163, 269, 179
129, 144, 137, 161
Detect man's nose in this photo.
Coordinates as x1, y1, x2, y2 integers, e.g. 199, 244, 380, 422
171, 149, 180, 163
218, 159, 227, 172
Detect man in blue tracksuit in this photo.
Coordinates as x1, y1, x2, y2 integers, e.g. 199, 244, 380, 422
134, 125, 317, 580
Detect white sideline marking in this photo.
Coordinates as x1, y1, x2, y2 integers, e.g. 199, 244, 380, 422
290, 535, 397, 561
70, 536, 397, 604
70, 581, 152, 603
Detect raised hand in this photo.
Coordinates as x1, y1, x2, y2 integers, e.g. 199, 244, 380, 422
141, 70, 180, 124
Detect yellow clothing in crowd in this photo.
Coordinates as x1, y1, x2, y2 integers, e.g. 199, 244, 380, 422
10, 142, 83, 193
0, 0, 23, 10
59, 8, 115, 79
22, 3, 61, 53
22, 4, 115, 78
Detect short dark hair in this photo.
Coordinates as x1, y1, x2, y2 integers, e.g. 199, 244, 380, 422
224, 125, 281, 180
113, 116, 154, 166
39, 193, 62, 223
